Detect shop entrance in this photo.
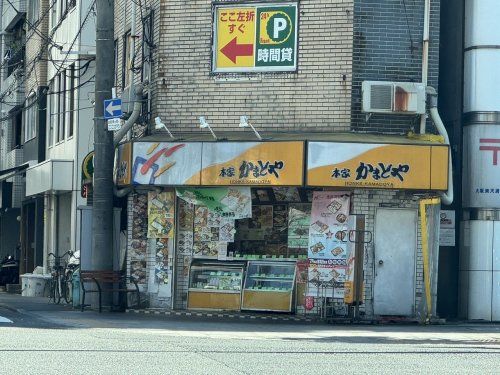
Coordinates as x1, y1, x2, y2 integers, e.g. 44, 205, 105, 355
374, 208, 417, 316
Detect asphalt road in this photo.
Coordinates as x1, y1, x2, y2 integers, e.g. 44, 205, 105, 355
1, 306, 499, 375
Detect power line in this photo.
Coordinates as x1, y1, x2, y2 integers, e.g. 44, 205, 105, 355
0, 0, 97, 123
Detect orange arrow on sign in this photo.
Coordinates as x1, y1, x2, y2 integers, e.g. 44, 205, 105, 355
220, 37, 253, 64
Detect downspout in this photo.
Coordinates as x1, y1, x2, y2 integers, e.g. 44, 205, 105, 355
127, 0, 137, 141
113, 84, 143, 197
420, 0, 431, 134
427, 86, 453, 205
113, 84, 143, 147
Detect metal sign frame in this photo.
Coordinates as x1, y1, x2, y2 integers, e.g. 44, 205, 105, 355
212, 2, 299, 73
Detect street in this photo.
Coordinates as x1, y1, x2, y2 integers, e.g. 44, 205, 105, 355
0, 300, 499, 374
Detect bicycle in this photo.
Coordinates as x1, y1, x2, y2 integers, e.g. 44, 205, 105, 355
48, 251, 73, 304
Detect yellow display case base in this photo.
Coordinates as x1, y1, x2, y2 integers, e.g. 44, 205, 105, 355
187, 291, 241, 311
242, 290, 292, 312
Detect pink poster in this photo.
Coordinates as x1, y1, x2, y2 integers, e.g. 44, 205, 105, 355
308, 191, 350, 261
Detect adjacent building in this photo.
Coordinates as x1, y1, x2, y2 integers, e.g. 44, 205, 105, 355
25, 0, 96, 274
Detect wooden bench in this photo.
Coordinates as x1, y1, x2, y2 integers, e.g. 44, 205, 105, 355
80, 270, 140, 313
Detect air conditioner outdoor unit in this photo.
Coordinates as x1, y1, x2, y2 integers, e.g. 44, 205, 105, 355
362, 81, 426, 114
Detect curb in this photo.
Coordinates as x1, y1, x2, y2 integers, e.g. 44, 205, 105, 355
125, 308, 323, 323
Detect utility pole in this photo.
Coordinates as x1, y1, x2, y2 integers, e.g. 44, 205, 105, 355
92, 0, 115, 271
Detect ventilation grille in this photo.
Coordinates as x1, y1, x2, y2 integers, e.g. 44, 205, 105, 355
369, 84, 393, 110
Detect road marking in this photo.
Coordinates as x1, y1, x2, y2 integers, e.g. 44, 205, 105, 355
0, 315, 13, 323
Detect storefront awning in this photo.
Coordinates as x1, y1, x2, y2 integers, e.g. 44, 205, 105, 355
115, 133, 449, 191
307, 142, 448, 190
0, 163, 29, 183
115, 141, 305, 187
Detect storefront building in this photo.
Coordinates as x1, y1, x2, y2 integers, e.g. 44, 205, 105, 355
115, 135, 448, 318
109, 0, 447, 319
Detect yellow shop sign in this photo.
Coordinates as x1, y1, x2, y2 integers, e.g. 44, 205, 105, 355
307, 142, 449, 190
198, 141, 304, 186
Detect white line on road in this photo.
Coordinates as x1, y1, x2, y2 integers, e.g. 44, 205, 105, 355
0, 315, 13, 323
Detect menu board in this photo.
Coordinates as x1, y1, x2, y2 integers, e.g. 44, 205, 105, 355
154, 238, 170, 284
307, 259, 346, 298
306, 191, 351, 298
147, 191, 175, 238
307, 191, 350, 260
288, 204, 311, 249
130, 193, 148, 284
176, 187, 252, 219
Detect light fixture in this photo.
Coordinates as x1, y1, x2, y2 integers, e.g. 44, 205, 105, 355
238, 115, 262, 140
154, 117, 174, 139
198, 116, 217, 140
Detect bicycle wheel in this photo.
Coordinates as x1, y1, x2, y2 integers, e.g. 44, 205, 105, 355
51, 277, 61, 304
64, 272, 73, 304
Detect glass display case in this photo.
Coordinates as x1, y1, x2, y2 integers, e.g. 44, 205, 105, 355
242, 261, 296, 312
187, 261, 245, 310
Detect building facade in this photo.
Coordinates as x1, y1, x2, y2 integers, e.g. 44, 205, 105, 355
24, 0, 96, 275
110, 0, 451, 320
0, 0, 27, 264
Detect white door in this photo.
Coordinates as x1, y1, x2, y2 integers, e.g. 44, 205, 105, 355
374, 208, 417, 316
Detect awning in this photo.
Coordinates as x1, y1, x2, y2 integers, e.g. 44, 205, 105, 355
0, 163, 29, 183
25, 160, 74, 196
116, 141, 304, 187
115, 133, 449, 191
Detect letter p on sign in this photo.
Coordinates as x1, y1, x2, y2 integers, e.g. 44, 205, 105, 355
273, 18, 287, 38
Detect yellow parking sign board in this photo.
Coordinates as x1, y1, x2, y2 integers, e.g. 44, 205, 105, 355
213, 3, 298, 73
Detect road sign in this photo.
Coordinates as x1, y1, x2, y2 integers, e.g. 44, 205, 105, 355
213, 3, 298, 73
104, 98, 122, 119
107, 118, 122, 131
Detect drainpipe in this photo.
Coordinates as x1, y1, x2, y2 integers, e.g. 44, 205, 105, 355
420, 0, 431, 134
113, 83, 142, 197
427, 86, 453, 205
113, 84, 143, 147
127, 0, 137, 141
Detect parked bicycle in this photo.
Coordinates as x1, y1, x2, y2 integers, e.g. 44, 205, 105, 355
48, 251, 76, 304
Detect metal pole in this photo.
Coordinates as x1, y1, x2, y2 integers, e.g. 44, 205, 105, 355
92, 0, 115, 271
420, 0, 431, 134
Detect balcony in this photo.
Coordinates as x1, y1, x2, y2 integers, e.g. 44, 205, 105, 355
0, 68, 25, 106
5, 148, 24, 169
2, 0, 26, 32
26, 160, 74, 196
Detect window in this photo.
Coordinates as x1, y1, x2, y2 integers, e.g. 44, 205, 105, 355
142, 12, 154, 82
60, 0, 67, 21
47, 80, 55, 146
11, 109, 22, 150
122, 31, 132, 88
28, 0, 39, 24
114, 39, 118, 86
57, 71, 66, 142
67, 65, 75, 137
68, 0, 76, 11
50, 0, 57, 30
24, 95, 37, 142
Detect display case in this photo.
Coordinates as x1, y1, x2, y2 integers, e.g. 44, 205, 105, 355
187, 261, 245, 310
241, 261, 296, 312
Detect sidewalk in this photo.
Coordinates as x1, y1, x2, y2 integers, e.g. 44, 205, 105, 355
2, 291, 500, 331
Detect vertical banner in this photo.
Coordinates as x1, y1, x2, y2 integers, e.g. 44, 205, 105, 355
130, 193, 148, 285
308, 191, 350, 260
307, 191, 351, 298
147, 191, 175, 238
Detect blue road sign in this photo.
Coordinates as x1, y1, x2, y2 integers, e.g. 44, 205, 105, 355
104, 98, 122, 119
